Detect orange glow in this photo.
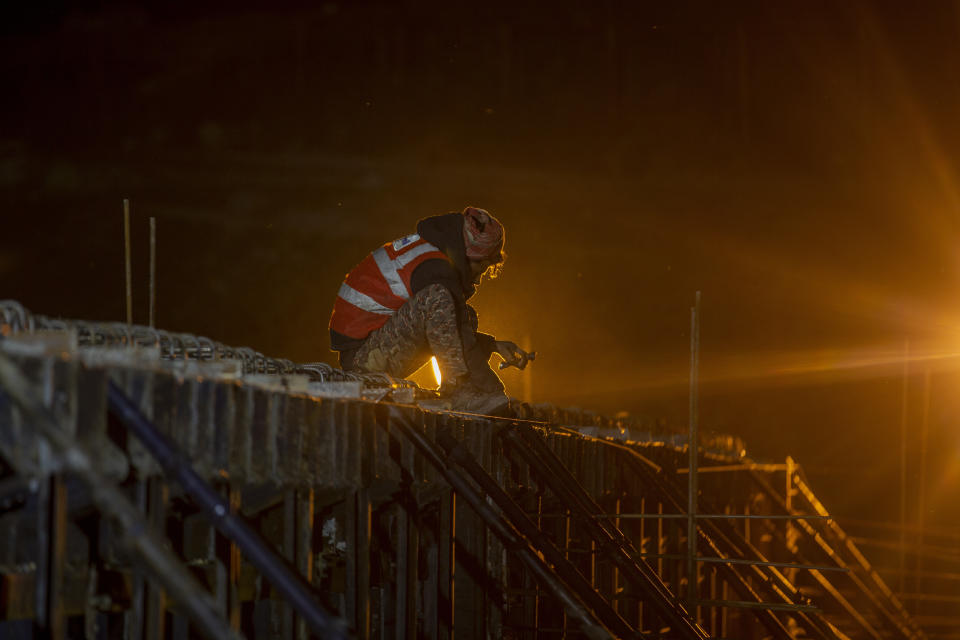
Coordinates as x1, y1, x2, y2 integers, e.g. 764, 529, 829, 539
549, 343, 960, 402
431, 356, 442, 388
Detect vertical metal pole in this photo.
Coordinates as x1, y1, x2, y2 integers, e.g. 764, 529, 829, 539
296, 489, 316, 640
638, 496, 645, 627
130, 481, 148, 638
36, 359, 66, 639
283, 489, 297, 640
915, 366, 931, 612
34, 454, 51, 635
784, 456, 798, 589
898, 338, 909, 596
84, 565, 99, 640
522, 334, 533, 403
149, 216, 157, 328
687, 291, 700, 613
214, 485, 243, 632
396, 494, 418, 639
228, 487, 243, 632
438, 491, 455, 640
396, 502, 410, 639
123, 199, 133, 325
145, 479, 169, 640
36, 475, 67, 640
406, 496, 420, 639
613, 497, 621, 616
590, 540, 597, 589
784, 456, 793, 514
720, 580, 729, 637
345, 488, 371, 637
51, 477, 67, 640
656, 500, 664, 584
708, 566, 717, 635
784, 456, 796, 557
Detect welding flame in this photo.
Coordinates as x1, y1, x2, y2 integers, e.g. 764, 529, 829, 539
431, 356, 442, 388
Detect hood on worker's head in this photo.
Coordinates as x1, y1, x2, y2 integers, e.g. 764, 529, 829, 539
461, 207, 504, 262
416, 212, 474, 292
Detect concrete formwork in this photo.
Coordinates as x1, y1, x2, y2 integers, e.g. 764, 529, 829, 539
0, 318, 926, 639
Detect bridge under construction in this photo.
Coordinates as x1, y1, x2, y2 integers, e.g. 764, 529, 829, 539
0, 301, 931, 638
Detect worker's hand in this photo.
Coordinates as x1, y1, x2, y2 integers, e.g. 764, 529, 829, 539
494, 341, 533, 370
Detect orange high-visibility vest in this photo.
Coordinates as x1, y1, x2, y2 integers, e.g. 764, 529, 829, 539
329, 233, 448, 340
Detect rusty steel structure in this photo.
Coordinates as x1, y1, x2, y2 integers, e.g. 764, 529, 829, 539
0, 301, 928, 639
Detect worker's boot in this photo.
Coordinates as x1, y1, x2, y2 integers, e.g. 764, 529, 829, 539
426, 380, 510, 417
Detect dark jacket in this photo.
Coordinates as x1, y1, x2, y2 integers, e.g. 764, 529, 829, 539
330, 213, 497, 357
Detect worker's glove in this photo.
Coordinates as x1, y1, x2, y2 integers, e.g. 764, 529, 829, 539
494, 341, 534, 370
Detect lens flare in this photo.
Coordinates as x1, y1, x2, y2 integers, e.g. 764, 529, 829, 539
431, 356, 441, 388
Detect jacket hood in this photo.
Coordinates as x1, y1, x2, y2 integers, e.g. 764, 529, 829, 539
416, 212, 476, 296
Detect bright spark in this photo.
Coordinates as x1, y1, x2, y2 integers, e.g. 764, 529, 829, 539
431, 356, 442, 388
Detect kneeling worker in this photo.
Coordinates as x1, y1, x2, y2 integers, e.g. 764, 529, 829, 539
328, 206, 532, 415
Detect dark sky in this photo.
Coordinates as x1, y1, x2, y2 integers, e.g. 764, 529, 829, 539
3, 1, 960, 526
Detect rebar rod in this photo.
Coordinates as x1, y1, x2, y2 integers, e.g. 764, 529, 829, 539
916, 366, 930, 607
124, 199, 132, 325
537, 513, 832, 520
385, 407, 616, 640
698, 600, 822, 613
688, 290, 701, 611
434, 427, 637, 638
631, 554, 849, 572
504, 425, 710, 639
898, 338, 909, 597
149, 216, 156, 328
676, 463, 788, 474
619, 455, 802, 640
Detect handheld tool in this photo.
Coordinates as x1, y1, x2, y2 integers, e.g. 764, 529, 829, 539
499, 351, 537, 370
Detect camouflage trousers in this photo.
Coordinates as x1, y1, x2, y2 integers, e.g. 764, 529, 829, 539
344, 284, 503, 392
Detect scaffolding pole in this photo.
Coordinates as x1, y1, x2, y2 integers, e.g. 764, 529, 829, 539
688, 290, 701, 612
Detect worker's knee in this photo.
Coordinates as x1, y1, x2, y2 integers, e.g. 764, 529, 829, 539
416, 283, 456, 312
413, 285, 459, 336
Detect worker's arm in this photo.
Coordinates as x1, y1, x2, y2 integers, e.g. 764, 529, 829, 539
409, 259, 529, 370
466, 307, 531, 370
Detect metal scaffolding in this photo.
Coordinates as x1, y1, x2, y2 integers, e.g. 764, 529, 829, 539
0, 302, 929, 639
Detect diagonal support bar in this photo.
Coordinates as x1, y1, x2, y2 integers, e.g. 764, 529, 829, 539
385, 407, 618, 640
510, 425, 707, 638
433, 426, 638, 638
504, 425, 711, 639
106, 380, 350, 640
0, 351, 242, 640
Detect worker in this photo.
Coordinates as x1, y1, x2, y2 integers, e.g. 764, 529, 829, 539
329, 206, 531, 415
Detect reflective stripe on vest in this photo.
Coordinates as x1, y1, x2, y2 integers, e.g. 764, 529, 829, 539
371, 238, 444, 300
330, 234, 447, 340
336, 283, 394, 315
371, 247, 408, 298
